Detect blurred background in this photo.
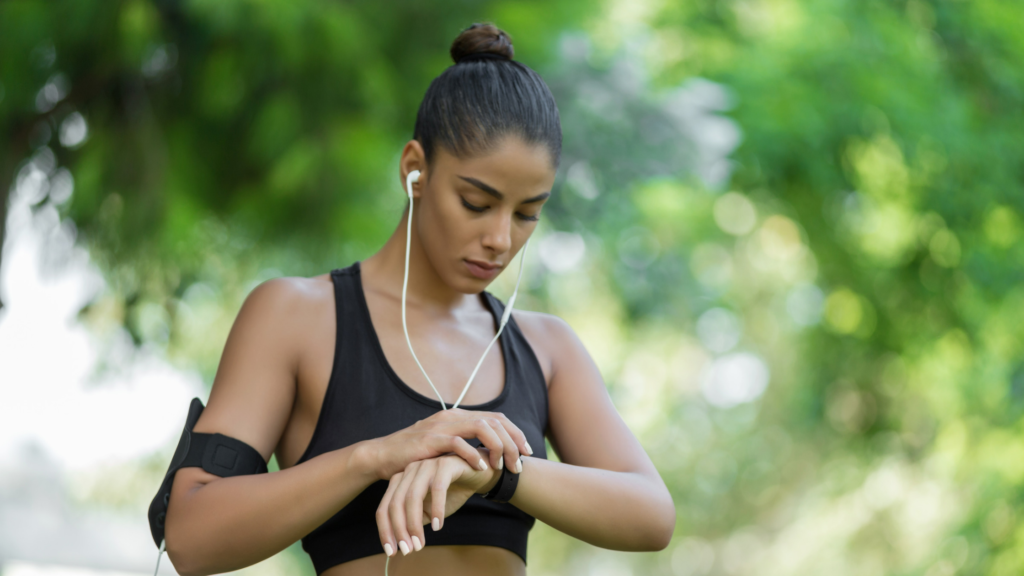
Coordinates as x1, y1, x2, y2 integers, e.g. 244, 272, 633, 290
2, 0, 1023, 575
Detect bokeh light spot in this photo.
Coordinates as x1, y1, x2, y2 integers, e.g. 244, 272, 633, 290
59, 112, 89, 149
538, 231, 586, 273
696, 307, 742, 353
700, 352, 770, 408
713, 192, 757, 236
824, 288, 862, 334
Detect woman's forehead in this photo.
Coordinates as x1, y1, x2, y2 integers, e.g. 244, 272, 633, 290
435, 137, 556, 198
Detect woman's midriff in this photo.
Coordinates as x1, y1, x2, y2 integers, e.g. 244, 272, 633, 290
321, 545, 526, 576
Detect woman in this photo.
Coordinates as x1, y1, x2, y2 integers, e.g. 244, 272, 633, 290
163, 23, 675, 576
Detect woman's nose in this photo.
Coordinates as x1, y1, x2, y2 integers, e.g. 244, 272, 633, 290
482, 212, 513, 254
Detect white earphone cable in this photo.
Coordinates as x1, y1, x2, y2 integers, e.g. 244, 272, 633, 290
153, 539, 166, 576
386, 170, 529, 573
402, 169, 529, 411
403, 170, 450, 409
450, 239, 527, 409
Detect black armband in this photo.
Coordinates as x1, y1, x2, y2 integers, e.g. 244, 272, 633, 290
148, 397, 269, 547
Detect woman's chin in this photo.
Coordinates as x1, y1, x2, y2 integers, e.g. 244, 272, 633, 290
449, 271, 494, 294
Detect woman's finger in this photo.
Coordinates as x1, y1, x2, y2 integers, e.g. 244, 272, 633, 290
482, 416, 522, 472
430, 459, 457, 531
482, 411, 532, 457
389, 462, 419, 555
375, 472, 403, 557
433, 432, 489, 473
405, 459, 436, 550
446, 419, 502, 466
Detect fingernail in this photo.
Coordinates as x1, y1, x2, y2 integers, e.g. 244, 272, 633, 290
498, 457, 504, 470
384, 543, 394, 556
524, 441, 533, 455
516, 457, 523, 474
478, 458, 488, 471
399, 540, 410, 555
432, 517, 440, 531
412, 536, 422, 551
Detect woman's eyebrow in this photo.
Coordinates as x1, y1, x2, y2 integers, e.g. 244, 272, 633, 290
457, 175, 551, 203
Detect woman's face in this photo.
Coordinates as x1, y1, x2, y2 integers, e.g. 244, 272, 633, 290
413, 136, 556, 294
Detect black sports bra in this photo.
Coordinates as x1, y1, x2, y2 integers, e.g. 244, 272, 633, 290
296, 262, 549, 575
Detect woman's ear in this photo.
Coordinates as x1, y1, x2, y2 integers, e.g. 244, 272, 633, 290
399, 140, 427, 198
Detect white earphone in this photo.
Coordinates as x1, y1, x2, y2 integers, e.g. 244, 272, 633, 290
401, 169, 529, 411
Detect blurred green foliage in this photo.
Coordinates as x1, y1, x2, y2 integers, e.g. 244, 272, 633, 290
4, 0, 1024, 575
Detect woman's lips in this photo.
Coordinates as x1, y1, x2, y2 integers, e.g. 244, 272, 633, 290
464, 259, 501, 280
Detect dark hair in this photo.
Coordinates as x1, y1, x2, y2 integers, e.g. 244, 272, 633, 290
413, 23, 562, 169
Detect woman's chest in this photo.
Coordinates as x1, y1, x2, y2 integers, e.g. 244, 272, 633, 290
277, 295, 550, 470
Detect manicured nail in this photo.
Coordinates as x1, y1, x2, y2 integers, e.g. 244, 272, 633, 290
412, 536, 422, 551
516, 457, 523, 474
478, 458, 488, 471
384, 543, 394, 556
399, 540, 410, 555
432, 517, 440, 531
524, 441, 533, 455
498, 457, 504, 470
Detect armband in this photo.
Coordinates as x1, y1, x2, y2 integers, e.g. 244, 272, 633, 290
147, 397, 269, 547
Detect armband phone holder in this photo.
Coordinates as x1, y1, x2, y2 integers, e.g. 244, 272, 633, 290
148, 397, 269, 548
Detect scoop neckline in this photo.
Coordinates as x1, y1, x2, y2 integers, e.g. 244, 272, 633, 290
348, 260, 511, 411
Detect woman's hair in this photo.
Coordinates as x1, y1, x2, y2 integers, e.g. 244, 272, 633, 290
413, 23, 562, 169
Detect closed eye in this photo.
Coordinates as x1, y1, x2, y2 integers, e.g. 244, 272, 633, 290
461, 198, 487, 213
461, 197, 541, 221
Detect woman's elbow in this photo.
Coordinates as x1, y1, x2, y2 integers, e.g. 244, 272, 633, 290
624, 514, 675, 551
165, 541, 197, 576
654, 511, 676, 550
164, 521, 207, 576
645, 495, 676, 551
624, 477, 675, 551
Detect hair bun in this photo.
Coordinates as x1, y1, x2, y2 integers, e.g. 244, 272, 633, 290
450, 23, 514, 64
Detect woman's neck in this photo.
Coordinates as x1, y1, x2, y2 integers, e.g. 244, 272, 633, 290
360, 209, 477, 316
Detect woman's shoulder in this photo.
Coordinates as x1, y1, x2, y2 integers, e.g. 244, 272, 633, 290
248, 273, 334, 308
509, 309, 582, 385
239, 272, 338, 330
509, 308, 571, 336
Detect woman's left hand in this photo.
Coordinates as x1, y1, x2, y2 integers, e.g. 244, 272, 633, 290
376, 448, 501, 557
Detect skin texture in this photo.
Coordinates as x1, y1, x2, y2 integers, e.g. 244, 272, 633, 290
162, 136, 676, 576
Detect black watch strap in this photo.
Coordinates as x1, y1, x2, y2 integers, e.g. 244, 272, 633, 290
482, 459, 521, 504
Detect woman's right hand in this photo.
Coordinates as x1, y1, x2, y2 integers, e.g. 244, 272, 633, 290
358, 408, 533, 481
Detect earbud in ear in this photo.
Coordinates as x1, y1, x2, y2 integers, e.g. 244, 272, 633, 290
405, 170, 421, 200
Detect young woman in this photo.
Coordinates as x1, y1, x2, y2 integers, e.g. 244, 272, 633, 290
162, 23, 675, 576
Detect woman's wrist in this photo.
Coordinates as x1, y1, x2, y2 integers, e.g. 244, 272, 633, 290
475, 465, 503, 494
350, 439, 385, 481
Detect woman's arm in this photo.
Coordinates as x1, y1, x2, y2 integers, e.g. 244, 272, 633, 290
164, 277, 376, 576
511, 313, 675, 550
378, 313, 676, 553
510, 455, 673, 551
167, 441, 379, 576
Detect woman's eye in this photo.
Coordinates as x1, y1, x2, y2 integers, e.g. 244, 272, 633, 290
461, 198, 487, 213
462, 197, 540, 222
